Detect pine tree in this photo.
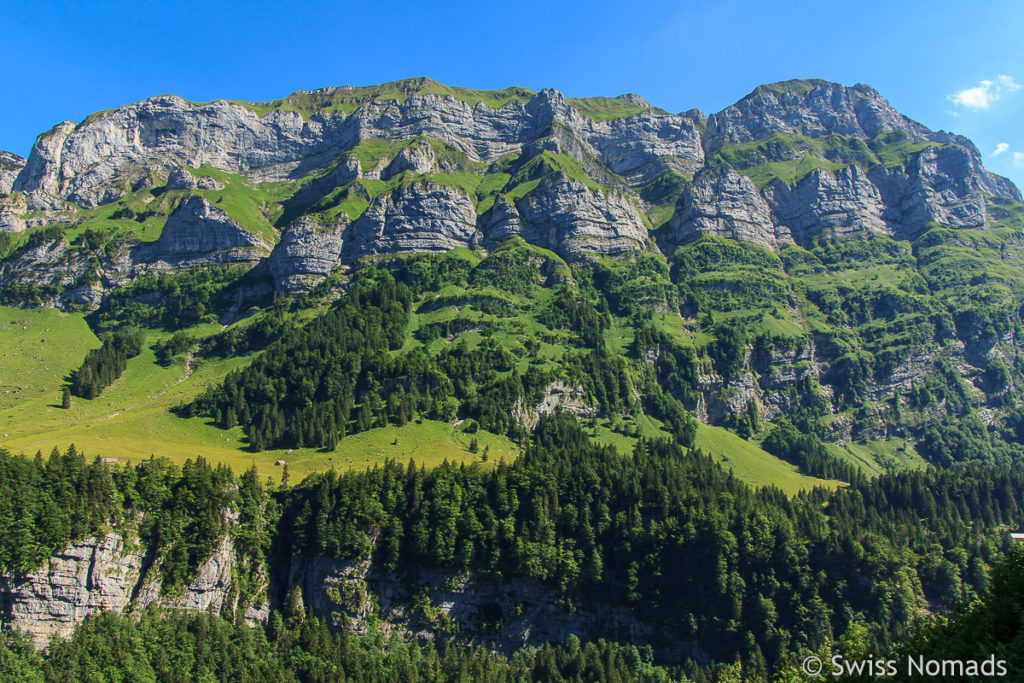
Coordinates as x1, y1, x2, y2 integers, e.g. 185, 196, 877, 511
61, 387, 71, 409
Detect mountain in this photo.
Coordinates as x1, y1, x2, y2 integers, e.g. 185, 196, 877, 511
2, 77, 1023, 449
3, 77, 1024, 677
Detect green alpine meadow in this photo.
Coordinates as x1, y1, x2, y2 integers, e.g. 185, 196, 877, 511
2, 74, 1024, 680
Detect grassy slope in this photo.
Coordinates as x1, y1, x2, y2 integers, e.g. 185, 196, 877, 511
589, 412, 837, 495
227, 78, 536, 118
0, 307, 101, 410
0, 306, 513, 481
1, 291, 834, 493
694, 423, 840, 495
714, 131, 945, 189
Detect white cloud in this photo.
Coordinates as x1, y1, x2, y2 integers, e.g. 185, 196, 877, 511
949, 75, 1021, 109
993, 142, 1010, 156
998, 75, 1022, 91
1015, 152, 1024, 167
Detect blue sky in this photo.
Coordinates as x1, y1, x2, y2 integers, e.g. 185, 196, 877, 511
3, 0, 1022, 188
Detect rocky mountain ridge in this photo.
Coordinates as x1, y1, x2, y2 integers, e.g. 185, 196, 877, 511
1, 77, 1020, 305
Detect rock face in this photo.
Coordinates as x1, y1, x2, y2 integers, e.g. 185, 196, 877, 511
131, 197, 271, 269
482, 176, 648, 258
165, 167, 224, 191
868, 145, 990, 238
0, 531, 265, 649
661, 169, 782, 250
0, 150, 25, 194
0, 534, 143, 648
512, 381, 596, 430
0, 192, 29, 232
705, 80, 933, 148
269, 219, 346, 292
2, 528, 682, 659
13, 100, 324, 206
293, 554, 677, 657
344, 181, 481, 261
9, 86, 697, 209
764, 164, 888, 242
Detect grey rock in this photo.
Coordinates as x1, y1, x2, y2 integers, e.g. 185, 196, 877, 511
165, 167, 224, 191
293, 554, 683, 659
131, 196, 272, 269
870, 145, 990, 237
585, 107, 705, 183
512, 381, 595, 430
705, 81, 933, 149
0, 150, 25, 194
381, 141, 436, 179
10, 84, 701, 211
0, 527, 268, 650
1, 77, 1021, 303
660, 168, 783, 250
270, 219, 346, 292
764, 164, 889, 244
0, 193, 28, 232
482, 175, 648, 259
343, 181, 480, 261
14, 99, 327, 206
0, 533, 142, 649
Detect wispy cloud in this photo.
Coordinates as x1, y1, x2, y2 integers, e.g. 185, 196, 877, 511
993, 142, 1010, 156
949, 75, 1021, 109
1015, 152, 1024, 167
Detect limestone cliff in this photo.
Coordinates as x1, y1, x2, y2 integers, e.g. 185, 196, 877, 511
1, 527, 681, 659
0, 531, 259, 649
0, 150, 25, 195
130, 196, 272, 269
482, 175, 648, 258
343, 181, 481, 260
660, 168, 783, 250
764, 164, 889, 242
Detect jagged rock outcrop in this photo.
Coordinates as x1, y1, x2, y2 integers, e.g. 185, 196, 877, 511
165, 167, 224, 191
14, 101, 329, 206
270, 219, 346, 292
343, 181, 480, 260
3, 527, 680, 658
869, 145, 990, 238
0, 533, 142, 648
482, 176, 648, 258
587, 107, 705, 184
0, 531, 266, 649
0, 193, 28, 233
0, 151, 25, 194
380, 141, 437, 179
8, 82, 698, 212
660, 169, 784, 250
131, 196, 272, 269
764, 164, 889, 242
705, 80, 935, 149
512, 381, 595, 430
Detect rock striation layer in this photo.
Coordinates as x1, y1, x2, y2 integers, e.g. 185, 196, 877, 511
0, 532, 253, 649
